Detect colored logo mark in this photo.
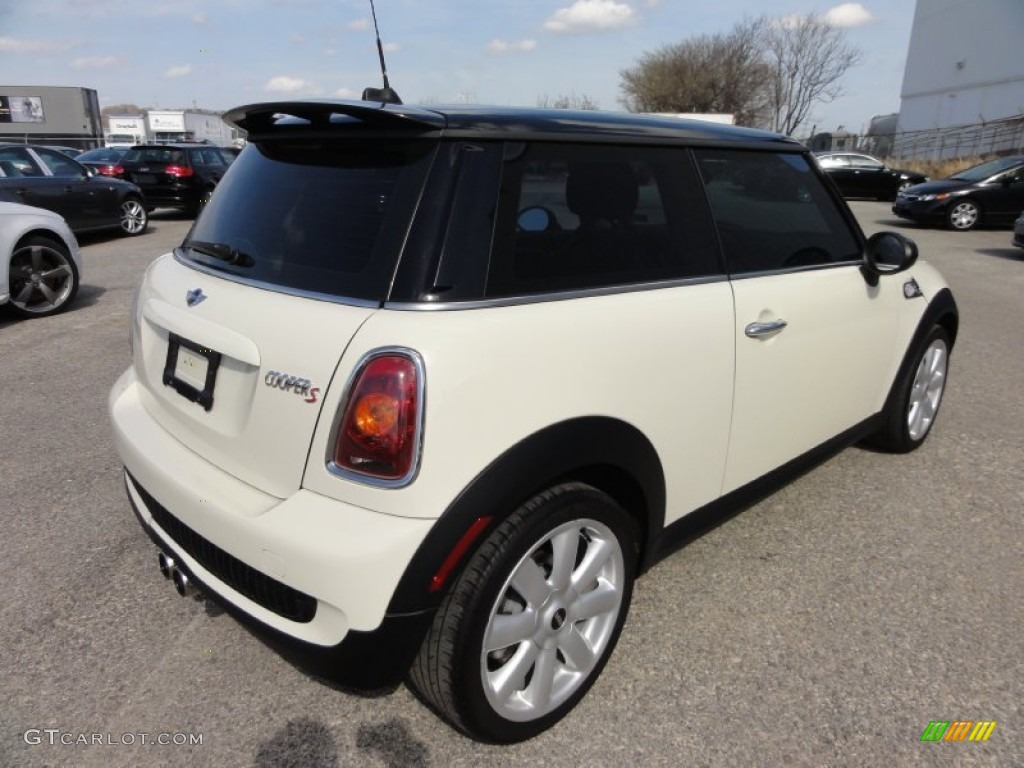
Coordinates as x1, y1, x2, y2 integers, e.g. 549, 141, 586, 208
920, 721, 997, 742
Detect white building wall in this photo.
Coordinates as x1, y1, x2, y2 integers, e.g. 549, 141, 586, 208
898, 0, 1024, 133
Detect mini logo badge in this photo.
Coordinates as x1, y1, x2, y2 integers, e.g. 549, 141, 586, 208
186, 288, 206, 307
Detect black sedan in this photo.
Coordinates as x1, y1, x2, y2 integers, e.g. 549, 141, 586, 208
816, 152, 928, 201
0, 144, 148, 236
892, 155, 1024, 231
120, 144, 237, 216
76, 147, 128, 179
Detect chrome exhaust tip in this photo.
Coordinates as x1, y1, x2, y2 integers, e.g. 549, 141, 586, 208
158, 551, 175, 580
171, 567, 198, 598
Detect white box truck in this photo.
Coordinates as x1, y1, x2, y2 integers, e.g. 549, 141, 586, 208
105, 115, 146, 147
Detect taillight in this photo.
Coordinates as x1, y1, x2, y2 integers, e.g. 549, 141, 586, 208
165, 165, 194, 178
99, 164, 123, 176
332, 351, 424, 484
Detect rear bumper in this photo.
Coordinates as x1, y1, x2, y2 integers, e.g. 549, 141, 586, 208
108, 367, 436, 658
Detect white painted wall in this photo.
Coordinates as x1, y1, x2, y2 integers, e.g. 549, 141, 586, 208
898, 0, 1024, 132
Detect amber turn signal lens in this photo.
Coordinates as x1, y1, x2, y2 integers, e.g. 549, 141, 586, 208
354, 392, 399, 436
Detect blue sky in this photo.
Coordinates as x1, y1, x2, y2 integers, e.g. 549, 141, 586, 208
1, 0, 916, 135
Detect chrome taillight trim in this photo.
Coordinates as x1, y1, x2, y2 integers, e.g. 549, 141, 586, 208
325, 347, 426, 489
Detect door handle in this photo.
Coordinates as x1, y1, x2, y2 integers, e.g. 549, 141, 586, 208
745, 319, 788, 338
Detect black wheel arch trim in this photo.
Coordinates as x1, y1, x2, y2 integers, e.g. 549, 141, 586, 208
385, 416, 666, 616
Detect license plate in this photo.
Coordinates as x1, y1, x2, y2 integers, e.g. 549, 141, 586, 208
162, 333, 222, 411
175, 347, 208, 390
134, 173, 155, 184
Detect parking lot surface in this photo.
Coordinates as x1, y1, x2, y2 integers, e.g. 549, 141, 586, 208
2, 203, 1021, 767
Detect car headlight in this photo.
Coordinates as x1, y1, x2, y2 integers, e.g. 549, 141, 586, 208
919, 193, 951, 202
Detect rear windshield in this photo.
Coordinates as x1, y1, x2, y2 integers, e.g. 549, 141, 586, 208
178, 139, 436, 302
123, 147, 186, 165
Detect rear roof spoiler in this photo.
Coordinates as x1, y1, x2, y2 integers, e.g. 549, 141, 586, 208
222, 100, 446, 134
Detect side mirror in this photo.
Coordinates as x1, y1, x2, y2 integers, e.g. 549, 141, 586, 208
861, 231, 918, 287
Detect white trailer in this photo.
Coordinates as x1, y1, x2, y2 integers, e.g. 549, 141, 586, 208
105, 115, 146, 147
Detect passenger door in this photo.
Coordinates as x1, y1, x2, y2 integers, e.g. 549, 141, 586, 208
695, 149, 903, 494
31, 148, 107, 231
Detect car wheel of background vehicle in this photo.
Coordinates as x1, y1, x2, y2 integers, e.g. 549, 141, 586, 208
409, 482, 637, 743
866, 325, 950, 453
119, 197, 148, 236
947, 199, 980, 231
7, 235, 79, 318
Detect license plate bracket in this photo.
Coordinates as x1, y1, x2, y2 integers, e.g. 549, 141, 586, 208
162, 333, 222, 411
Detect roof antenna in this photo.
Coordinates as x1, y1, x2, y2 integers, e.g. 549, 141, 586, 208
361, 0, 402, 105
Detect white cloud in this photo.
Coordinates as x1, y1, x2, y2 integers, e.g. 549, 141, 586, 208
289, 33, 305, 45
265, 75, 322, 95
324, 48, 337, 56
544, 0, 636, 33
347, 18, 369, 31
0, 36, 76, 53
165, 64, 192, 78
192, 11, 207, 24
824, 3, 874, 27
70, 55, 122, 70
486, 38, 538, 55
335, 87, 357, 98
646, 0, 661, 5
382, 41, 401, 53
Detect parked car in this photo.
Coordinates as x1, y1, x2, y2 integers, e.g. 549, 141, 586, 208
815, 152, 927, 200
1013, 211, 1024, 248
0, 144, 148, 236
1, 201, 82, 318
109, 101, 958, 743
893, 155, 1024, 231
120, 144, 237, 216
76, 147, 128, 179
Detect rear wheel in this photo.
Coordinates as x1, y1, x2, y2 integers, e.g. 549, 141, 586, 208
947, 199, 980, 231
119, 197, 148, 236
410, 483, 637, 743
7, 236, 79, 318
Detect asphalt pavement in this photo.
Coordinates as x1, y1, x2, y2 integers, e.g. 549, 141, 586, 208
1, 203, 1021, 767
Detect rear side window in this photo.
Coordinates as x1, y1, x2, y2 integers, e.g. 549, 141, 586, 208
180, 140, 436, 302
486, 143, 720, 297
695, 149, 860, 274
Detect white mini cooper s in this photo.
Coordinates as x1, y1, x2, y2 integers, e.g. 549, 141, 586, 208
109, 100, 958, 742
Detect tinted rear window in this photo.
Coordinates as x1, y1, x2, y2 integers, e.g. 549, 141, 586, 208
179, 140, 436, 302
123, 147, 186, 165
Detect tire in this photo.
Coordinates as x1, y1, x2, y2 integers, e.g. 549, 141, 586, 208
7, 235, 80, 318
867, 325, 950, 453
410, 482, 638, 743
119, 196, 148, 236
947, 199, 980, 231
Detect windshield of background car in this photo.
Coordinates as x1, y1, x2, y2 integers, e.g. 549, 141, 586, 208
178, 139, 436, 302
949, 157, 1024, 182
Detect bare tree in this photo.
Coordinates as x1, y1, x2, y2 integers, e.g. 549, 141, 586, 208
619, 13, 861, 134
763, 14, 862, 136
536, 92, 600, 110
619, 18, 770, 126
101, 103, 144, 116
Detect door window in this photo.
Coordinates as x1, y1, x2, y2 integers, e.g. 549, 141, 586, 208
695, 149, 861, 275
0, 147, 43, 177
486, 143, 720, 297
34, 148, 86, 178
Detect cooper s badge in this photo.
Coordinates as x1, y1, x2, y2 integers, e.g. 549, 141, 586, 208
265, 370, 320, 403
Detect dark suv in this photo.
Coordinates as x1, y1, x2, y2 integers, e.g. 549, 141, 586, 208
120, 144, 237, 215
110, 100, 958, 743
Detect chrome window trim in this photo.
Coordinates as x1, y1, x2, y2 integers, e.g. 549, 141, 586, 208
326, 347, 426, 490
384, 274, 727, 311
173, 249, 381, 309
727, 259, 863, 281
